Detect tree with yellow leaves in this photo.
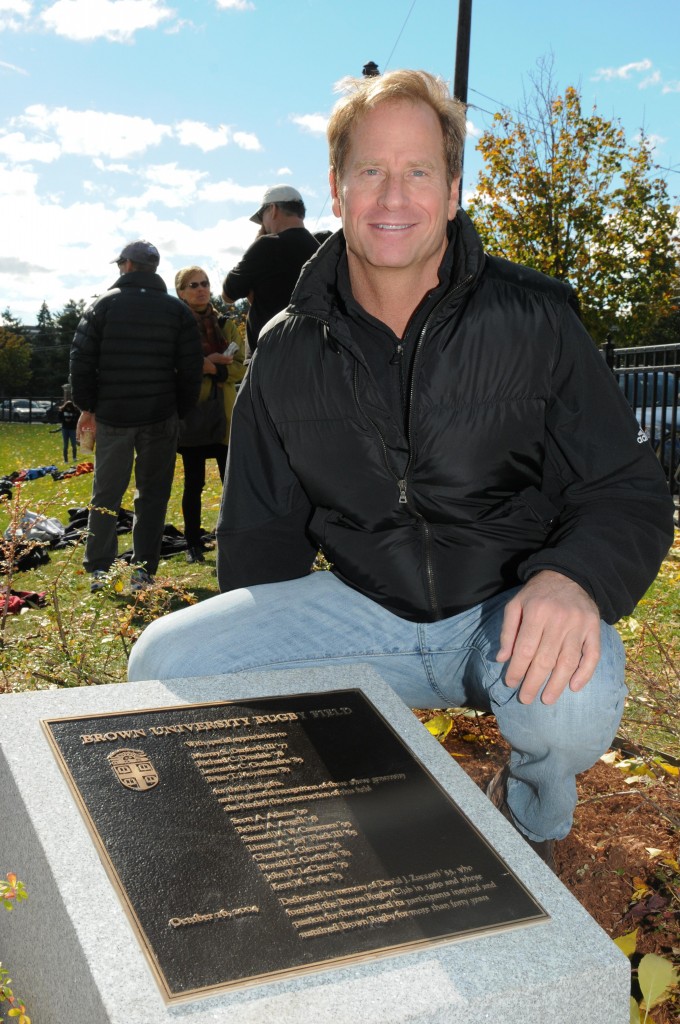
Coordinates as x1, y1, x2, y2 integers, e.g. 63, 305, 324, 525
467, 59, 679, 346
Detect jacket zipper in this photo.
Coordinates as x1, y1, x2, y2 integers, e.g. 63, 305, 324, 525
349, 274, 474, 617
316, 273, 473, 618
402, 274, 474, 616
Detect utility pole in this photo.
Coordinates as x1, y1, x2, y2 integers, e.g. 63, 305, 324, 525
453, 0, 473, 205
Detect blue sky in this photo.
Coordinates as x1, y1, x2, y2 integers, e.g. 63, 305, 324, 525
1, 0, 678, 324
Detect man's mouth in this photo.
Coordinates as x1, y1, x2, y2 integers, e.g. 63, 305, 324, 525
374, 223, 411, 231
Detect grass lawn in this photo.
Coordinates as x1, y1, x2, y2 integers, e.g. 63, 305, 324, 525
1, 422, 678, 756
1, 422, 223, 690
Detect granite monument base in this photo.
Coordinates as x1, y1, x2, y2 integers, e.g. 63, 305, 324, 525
0, 666, 629, 1023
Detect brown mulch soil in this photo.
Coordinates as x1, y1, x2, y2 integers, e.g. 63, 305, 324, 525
414, 710, 680, 1024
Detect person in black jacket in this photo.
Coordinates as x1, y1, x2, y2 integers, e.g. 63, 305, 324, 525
57, 398, 79, 462
70, 240, 203, 592
222, 185, 319, 358
129, 73, 674, 863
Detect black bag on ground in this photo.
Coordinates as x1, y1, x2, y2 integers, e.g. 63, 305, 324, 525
178, 381, 226, 447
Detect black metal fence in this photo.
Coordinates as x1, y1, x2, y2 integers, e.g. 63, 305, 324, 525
0, 396, 63, 424
607, 343, 679, 494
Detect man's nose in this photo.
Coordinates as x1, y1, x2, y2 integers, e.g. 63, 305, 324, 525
378, 173, 408, 208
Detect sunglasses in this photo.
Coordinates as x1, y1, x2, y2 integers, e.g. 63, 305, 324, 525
186, 280, 209, 289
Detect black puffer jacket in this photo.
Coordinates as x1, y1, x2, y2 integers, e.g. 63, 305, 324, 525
217, 213, 674, 624
70, 271, 203, 426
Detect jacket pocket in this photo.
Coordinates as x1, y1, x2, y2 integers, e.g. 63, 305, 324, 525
513, 486, 561, 529
309, 506, 332, 548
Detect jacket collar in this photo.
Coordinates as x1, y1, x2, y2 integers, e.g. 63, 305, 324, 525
289, 209, 486, 324
111, 270, 167, 293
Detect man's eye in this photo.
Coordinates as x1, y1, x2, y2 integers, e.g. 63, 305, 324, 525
363, 168, 380, 176
411, 169, 427, 177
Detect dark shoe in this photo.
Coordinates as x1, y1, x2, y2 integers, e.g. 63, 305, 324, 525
185, 546, 205, 564
130, 568, 154, 593
486, 764, 556, 871
89, 570, 108, 594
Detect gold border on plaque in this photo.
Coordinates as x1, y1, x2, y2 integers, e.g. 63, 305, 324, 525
41, 690, 550, 1005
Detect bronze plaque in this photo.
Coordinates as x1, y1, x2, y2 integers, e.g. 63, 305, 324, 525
42, 690, 548, 1003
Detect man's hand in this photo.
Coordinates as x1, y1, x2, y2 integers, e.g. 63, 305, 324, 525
496, 570, 601, 705
76, 410, 96, 443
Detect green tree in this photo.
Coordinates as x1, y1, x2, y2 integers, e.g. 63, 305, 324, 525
54, 298, 86, 384
467, 60, 679, 346
0, 327, 31, 394
1, 309, 26, 337
29, 300, 59, 395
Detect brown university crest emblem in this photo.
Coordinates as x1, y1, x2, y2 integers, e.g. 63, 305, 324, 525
107, 748, 159, 792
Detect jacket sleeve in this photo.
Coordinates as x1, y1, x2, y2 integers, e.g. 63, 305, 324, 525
520, 304, 674, 623
223, 238, 268, 300
216, 352, 318, 593
69, 305, 103, 413
174, 310, 204, 419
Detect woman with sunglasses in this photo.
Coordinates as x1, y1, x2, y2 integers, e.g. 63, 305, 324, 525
175, 266, 245, 563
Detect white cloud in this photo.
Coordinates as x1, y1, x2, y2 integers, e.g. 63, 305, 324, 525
197, 179, 265, 204
277, 167, 292, 176
632, 132, 668, 151
0, 161, 38, 198
1, 103, 260, 166
14, 105, 172, 159
175, 120, 230, 151
639, 70, 662, 89
114, 161, 208, 209
145, 162, 206, 189
0, 59, 28, 74
0, 0, 31, 31
93, 158, 132, 173
0, 131, 61, 162
215, 1, 255, 10
466, 119, 481, 139
592, 58, 654, 82
232, 130, 261, 151
40, 0, 174, 43
0, 162, 265, 320
662, 81, 680, 94
290, 113, 328, 136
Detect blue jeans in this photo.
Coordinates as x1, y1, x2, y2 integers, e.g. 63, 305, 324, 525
61, 426, 77, 461
128, 571, 626, 842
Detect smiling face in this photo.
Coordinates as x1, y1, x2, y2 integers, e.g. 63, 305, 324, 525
330, 99, 459, 293
178, 270, 211, 312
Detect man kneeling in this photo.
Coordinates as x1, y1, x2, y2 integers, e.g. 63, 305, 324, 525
128, 70, 673, 867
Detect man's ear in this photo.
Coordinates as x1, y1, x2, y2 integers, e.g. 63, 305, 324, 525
448, 176, 461, 221
329, 168, 342, 219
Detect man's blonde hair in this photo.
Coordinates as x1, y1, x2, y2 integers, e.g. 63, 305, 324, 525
327, 69, 467, 187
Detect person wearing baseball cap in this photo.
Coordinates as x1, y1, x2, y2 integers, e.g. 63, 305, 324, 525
70, 239, 203, 593
110, 240, 160, 267
222, 185, 319, 358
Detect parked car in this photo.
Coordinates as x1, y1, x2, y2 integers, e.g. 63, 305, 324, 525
0, 398, 47, 422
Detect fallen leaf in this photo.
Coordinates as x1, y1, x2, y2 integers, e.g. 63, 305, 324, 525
424, 714, 452, 743
638, 952, 678, 1009
614, 928, 639, 957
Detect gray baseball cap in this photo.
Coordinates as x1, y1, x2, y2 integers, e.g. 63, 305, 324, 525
250, 184, 304, 224
111, 240, 160, 266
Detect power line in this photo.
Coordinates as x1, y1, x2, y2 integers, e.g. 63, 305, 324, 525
382, 0, 418, 72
